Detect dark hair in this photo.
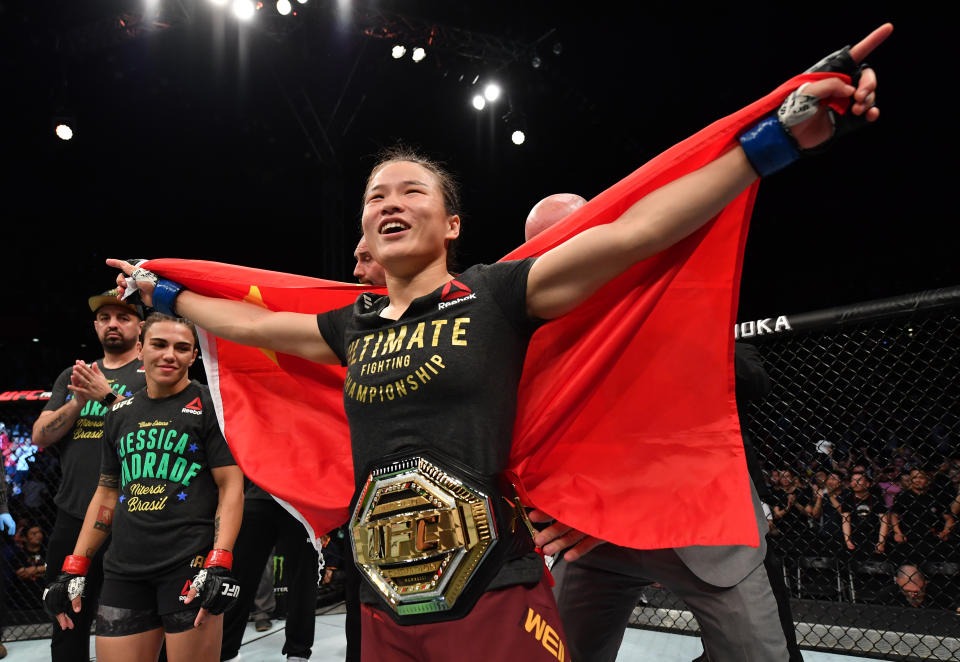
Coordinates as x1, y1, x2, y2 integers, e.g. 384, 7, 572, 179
364, 145, 462, 272
141, 313, 199, 351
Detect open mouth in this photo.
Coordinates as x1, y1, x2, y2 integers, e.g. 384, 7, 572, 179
378, 220, 410, 235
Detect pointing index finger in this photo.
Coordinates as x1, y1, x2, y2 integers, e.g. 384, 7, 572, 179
849, 23, 893, 63
105, 258, 135, 275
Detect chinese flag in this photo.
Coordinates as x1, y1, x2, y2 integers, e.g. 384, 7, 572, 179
145, 72, 846, 550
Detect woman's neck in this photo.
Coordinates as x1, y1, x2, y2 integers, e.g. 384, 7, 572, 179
382, 260, 453, 320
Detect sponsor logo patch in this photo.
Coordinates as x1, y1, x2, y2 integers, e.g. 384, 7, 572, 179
182, 397, 203, 415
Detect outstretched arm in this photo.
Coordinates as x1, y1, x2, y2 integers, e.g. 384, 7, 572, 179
526, 25, 889, 320
106, 259, 340, 365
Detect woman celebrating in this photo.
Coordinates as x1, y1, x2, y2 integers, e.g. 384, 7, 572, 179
43, 315, 244, 662
107, 25, 887, 662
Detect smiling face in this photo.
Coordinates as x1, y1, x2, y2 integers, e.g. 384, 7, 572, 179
139, 320, 197, 397
361, 160, 460, 278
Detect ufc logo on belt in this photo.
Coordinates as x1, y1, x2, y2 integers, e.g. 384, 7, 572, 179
220, 583, 240, 598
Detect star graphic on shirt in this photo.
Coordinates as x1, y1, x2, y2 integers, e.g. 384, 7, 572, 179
188, 443, 198, 453
118, 495, 126, 503
177, 491, 188, 501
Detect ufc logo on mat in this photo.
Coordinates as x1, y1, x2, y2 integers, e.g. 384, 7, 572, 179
221, 583, 240, 598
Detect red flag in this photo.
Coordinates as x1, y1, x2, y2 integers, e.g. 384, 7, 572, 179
145, 72, 846, 549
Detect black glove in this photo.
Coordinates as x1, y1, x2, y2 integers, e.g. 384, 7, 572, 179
797, 45, 872, 150
190, 566, 240, 615
42, 573, 86, 622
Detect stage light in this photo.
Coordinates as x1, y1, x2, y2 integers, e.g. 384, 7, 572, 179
411, 47, 426, 63
296, 0, 308, 4
232, 0, 255, 19
392, 45, 406, 59
531, 55, 542, 69
472, 95, 486, 111
55, 124, 73, 141
32, 338, 39, 343
276, 0, 291, 14
483, 83, 501, 102
511, 130, 525, 145
552, 42, 563, 55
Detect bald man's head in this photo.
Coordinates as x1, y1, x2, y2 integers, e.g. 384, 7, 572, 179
525, 193, 588, 241
353, 237, 387, 287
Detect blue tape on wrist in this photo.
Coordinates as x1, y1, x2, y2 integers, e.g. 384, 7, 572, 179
153, 279, 185, 316
738, 116, 800, 178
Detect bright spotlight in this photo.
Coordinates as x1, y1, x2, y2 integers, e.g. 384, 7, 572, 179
296, 0, 308, 4
511, 130, 526, 145
276, 0, 292, 14
411, 47, 426, 63
55, 124, 73, 141
483, 83, 501, 102
472, 95, 486, 111
391, 45, 406, 59
232, 0, 255, 20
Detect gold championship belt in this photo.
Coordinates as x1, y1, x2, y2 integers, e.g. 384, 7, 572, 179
350, 453, 536, 624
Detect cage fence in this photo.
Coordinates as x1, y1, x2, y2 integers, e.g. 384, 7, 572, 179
628, 286, 960, 660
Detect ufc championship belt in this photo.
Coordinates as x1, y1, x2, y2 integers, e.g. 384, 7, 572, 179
350, 451, 536, 624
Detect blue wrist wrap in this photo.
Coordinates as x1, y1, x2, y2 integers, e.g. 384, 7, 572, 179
153, 279, 185, 316
738, 116, 800, 178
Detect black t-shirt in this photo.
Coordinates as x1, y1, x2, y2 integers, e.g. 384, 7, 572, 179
43, 358, 146, 518
100, 381, 235, 579
770, 488, 811, 539
892, 491, 945, 540
840, 491, 883, 547
9, 544, 47, 606
316, 260, 543, 598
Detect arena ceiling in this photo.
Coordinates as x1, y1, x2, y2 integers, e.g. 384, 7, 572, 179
0, 1, 953, 387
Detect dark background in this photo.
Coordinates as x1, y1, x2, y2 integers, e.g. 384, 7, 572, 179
0, 0, 954, 389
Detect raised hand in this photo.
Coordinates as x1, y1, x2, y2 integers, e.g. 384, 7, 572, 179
106, 258, 156, 307
787, 24, 891, 150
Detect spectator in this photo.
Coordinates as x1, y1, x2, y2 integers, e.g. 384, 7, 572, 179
9, 522, 47, 609
770, 469, 811, 558
875, 564, 951, 609
876, 465, 903, 510
890, 468, 956, 564
840, 472, 887, 558
809, 471, 845, 553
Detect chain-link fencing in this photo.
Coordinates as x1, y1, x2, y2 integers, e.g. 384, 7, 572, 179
1, 394, 57, 642
629, 286, 960, 660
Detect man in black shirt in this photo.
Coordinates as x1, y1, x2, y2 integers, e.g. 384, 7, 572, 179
770, 469, 811, 559
891, 469, 956, 565
32, 290, 145, 662
10, 522, 47, 609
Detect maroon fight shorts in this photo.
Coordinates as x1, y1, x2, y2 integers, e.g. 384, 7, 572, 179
361, 573, 569, 662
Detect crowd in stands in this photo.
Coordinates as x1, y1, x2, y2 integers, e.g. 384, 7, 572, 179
764, 442, 960, 611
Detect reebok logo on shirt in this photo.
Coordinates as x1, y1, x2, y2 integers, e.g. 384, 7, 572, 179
182, 397, 203, 415
438, 280, 476, 310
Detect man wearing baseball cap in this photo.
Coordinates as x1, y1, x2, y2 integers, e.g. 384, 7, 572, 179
32, 289, 146, 662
